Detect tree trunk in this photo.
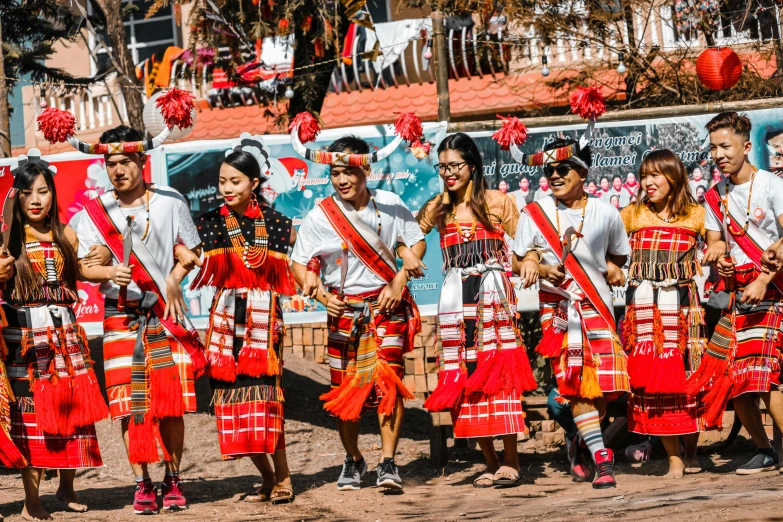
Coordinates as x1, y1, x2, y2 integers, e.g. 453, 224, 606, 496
431, 10, 451, 123
0, 18, 11, 158
622, 2, 639, 106
93, 0, 145, 132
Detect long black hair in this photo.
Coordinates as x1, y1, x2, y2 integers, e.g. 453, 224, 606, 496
8, 162, 78, 299
223, 150, 268, 202
420, 132, 493, 232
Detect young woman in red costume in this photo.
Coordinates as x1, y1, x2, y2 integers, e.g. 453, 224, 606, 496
191, 135, 297, 504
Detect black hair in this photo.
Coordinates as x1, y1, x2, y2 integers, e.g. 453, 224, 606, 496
417, 132, 493, 232
8, 163, 78, 302
544, 138, 593, 169
222, 150, 268, 201
612, 175, 622, 182
328, 135, 370, 155
99, 125, 144, 144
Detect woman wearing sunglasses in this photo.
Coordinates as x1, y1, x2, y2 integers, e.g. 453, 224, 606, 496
417, 133, 537, 487
512, 138, 630, 489
621, 149, 710, 478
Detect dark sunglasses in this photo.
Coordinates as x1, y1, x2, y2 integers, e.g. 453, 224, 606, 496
542, 164, 574, 177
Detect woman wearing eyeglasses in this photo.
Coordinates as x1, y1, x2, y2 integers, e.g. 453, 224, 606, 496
512, 138, 630, 489
621, 150, 709, 479
417, 133, 537, 488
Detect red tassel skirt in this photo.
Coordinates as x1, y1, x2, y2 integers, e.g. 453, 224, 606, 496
326, 290, 408, 417
103, 313, 197, 421
211, 295, 286, 458
9, 397, 102, 469
448, 274, 528, 438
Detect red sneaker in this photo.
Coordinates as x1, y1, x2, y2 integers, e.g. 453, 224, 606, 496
592, 448, 617, 489
567, 436, 593, 482
161, 475, 187, 511
133, 479, 158, 515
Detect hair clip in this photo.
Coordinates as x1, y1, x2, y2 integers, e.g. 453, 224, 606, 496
226, 132, 271, 174
11, 148, 58, 177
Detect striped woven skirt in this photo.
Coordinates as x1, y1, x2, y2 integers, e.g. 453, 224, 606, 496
450, 275, 526, 439
211, 294, 285, 459
103, 302, 196, 420
624, 282, 707, 436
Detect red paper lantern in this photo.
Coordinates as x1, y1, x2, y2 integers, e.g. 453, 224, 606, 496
695, 47, 742, 91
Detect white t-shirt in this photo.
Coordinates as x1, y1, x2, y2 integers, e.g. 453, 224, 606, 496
291, 189, 425, 294
704, 169, 783, 265
688, 179, 708, 199
510, 189, 529, 211
534, 188, 552, 201
513, 195, 630, 274
600, 187, 631, 208
72, 185, 201, 300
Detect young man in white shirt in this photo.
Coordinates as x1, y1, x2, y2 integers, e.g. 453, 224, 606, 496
513, 138, 630, 489
290, 136, 426, 492
689, 112, 783, 475
510, 176, 533, 210
75, 125, 205, 514
601, 175, 631, 208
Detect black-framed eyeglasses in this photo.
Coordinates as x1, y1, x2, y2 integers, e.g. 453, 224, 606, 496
435, 162, 469, 175
542, 163, 575, 178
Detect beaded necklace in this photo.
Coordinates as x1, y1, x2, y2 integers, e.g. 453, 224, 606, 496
645, 200, 673, 223
555, 195, 588, 239
721, 166, 757, 237
24, 224, 63, 283
114, 185, 151, 241
223, 204, 269, 268
451, 205, 477, 243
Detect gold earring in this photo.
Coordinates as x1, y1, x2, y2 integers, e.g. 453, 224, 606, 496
464, 180, 473, 203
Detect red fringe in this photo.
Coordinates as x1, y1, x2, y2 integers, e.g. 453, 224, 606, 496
570, 86, 606, 120
128, 415, 162, 464
320, 373, 374, 422
0, 429, 26, 468
621, 306, 636, 349
483, 347, 538, 396
36, 107, 76, 143
208, 350, 237, 382
155, 88, 195, 129
394, 112, 423, 143
237, 347, 268, 378
559, 363, 583, 397
536, 327, 565, 359
627, 340, 655, 391
33, 379, 62, 435
51, 375, 75, 435
644, 348, 687, 395
423, 369, 465, 412
464, 350, 497, 394
148, 366, 184, 420
70, 369, 109, 428
191, 252, 297, 296
289, 112, 321, 143
375, 360, 415, 417
491, 115, 529, 150
686, 350, 732, 429
652, 306, 666, 355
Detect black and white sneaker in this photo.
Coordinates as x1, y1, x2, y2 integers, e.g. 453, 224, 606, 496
376, 458, 403, 490
337, 455, 367, 490
736, 450, 778, 475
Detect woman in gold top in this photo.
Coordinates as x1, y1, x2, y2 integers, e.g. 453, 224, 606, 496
417, 133, 536, 487
620, 150, 710, 478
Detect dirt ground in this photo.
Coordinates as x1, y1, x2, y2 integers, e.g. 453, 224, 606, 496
1, 345, 782, 522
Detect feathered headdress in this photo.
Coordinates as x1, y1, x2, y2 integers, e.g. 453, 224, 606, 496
288, 112, 429, 165
492, 86, 606, 168
36, 88, 196, 154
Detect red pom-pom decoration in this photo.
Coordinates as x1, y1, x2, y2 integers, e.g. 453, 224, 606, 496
394, 112, 423, 143
696, 47, 742, 91
570, 86, 606, 121
289, 112, 321, 144
36, 107, 77, 144
156, 88, 195, 129
492, 115, 528, 151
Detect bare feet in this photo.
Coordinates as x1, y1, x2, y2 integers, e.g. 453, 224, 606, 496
21, 503, 52, 521
56, 488, 88, 513
664, 456, 685, 479
684, 455, 702, 474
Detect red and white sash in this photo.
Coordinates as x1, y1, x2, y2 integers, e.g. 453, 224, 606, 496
705, 181, 783, 293
524, 198, 616, 330
83, 193, 208, 372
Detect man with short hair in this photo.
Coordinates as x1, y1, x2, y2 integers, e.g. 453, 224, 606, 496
534, 175, 552, 201
290, 135, 426, 491
689, 112, 783, 475
75, 125, 205, 514
514, 138, 630, 489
